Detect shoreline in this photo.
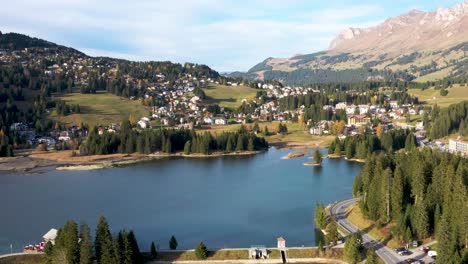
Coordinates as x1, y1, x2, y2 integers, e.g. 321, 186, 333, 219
0, 150, 265, 172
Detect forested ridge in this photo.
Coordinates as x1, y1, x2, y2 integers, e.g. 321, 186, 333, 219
352, 150, 468, 263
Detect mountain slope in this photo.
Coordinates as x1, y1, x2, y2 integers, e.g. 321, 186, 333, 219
243, 1, 468, 85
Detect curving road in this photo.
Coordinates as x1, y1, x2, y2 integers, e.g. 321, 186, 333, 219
330, 198, 435, 264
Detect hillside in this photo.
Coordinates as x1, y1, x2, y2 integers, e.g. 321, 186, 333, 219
241, 1, 468, 85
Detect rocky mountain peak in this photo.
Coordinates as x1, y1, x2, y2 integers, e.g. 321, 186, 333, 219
328, 1, 468, 52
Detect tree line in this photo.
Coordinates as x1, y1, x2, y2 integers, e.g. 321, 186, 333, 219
328, 128, 417, 159
352, 150, 467, 262
80, 120, 268, 156
43, 216, 157, 264
428, 101, 467, 139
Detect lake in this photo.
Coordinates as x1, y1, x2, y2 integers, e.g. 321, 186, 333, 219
0, 148, 362, 253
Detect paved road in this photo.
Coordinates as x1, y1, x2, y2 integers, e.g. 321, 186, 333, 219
329, 198, 436, 264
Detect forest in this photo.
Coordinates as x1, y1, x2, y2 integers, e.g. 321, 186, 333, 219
80, 120, 268, 156
352, 150, 468, 263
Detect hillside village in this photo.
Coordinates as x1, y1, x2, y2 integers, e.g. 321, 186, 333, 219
1, 32, 467, 158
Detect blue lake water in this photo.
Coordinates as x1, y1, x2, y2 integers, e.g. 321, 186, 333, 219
0, 148, 362, 253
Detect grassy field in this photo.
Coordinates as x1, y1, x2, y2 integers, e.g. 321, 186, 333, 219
408, 84, 468, 108
198, 122, 334, 148
202, 83, 258, 109
50, 91, 150, 127
0, 254, 44, 264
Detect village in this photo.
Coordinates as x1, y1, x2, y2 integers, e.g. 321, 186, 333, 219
2, 44, 467, 156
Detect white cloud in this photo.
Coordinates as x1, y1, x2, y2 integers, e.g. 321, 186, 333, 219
0, 0, 385, 71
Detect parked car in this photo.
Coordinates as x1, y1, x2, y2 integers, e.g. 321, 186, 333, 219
412, 240, 419, 247
428, 250, 437, 257
395, 247, 405, 253
419, 246, 429, 253
398, 250, 411, 256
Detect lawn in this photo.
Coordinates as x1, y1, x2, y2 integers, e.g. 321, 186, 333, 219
197, 122, 334, 148
408, 84, 468, 108
202, 83, 258, 109
49, 91, 150, 127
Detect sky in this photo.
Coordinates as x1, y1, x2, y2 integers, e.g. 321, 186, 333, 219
0, 0, 464, 72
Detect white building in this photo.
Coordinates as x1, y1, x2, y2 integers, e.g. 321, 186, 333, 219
43, 228, 58, 245
448, 139, 468, 155
214, 118, 228, 125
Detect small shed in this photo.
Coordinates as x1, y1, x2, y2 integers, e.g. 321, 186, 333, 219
277, 237, 286, 248
43, 228, 58, 245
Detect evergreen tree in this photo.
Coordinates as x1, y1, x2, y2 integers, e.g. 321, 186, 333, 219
128, 231, 142, 264
344, 233, 361, 264
95, 216, 114, 264
195, 241, 208, 260
235, 134, 244, 152
184, 140, 191, 154
334, 142, 341, 156
314, 202, 327, 230
54, 220, 80, 264
325, 217, 340, 245
247, 137, 254, 151
365, 246, 378, 264
79, 224, 93, 264
313, 150, 322, 164
391, 165, 404, 222
169, 236, 178, 250
150, 242, 157, 260
44, 241, 54, 264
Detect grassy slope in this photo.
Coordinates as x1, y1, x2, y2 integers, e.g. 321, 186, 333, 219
408, 84, 468, 108
49, 91, 150, 127
413, 66, 454, 83
199, 122, 334, 148
346, 204, 435, 250
202, 83, 257, 109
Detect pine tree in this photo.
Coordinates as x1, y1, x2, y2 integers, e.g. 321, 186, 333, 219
413, 201, 429, 239
169, 236, 178, 250
391, 165, 404, 221
334, 142, 341, 156
344, 233, 361, 264
95, 216, 113, 264
235, 134, 244, 152
44, 241, 54, 264
365, 246, 378, 264
325, 217, 340, 245
247, 137, 254, 151
437, 214, 454, 263
184, 140, 191, 154
79, 224, 93, 264
128, 231, 142, 264
313, 150, 322, 164
314, 202, 327, 230
195, 241, 208, 259
54, 220, 80, 264
150, 242, 157, 260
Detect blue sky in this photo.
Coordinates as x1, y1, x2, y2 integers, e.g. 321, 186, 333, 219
0, 0, 464, 72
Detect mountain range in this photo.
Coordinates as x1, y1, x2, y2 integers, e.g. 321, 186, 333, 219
238, 1, 468, 85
